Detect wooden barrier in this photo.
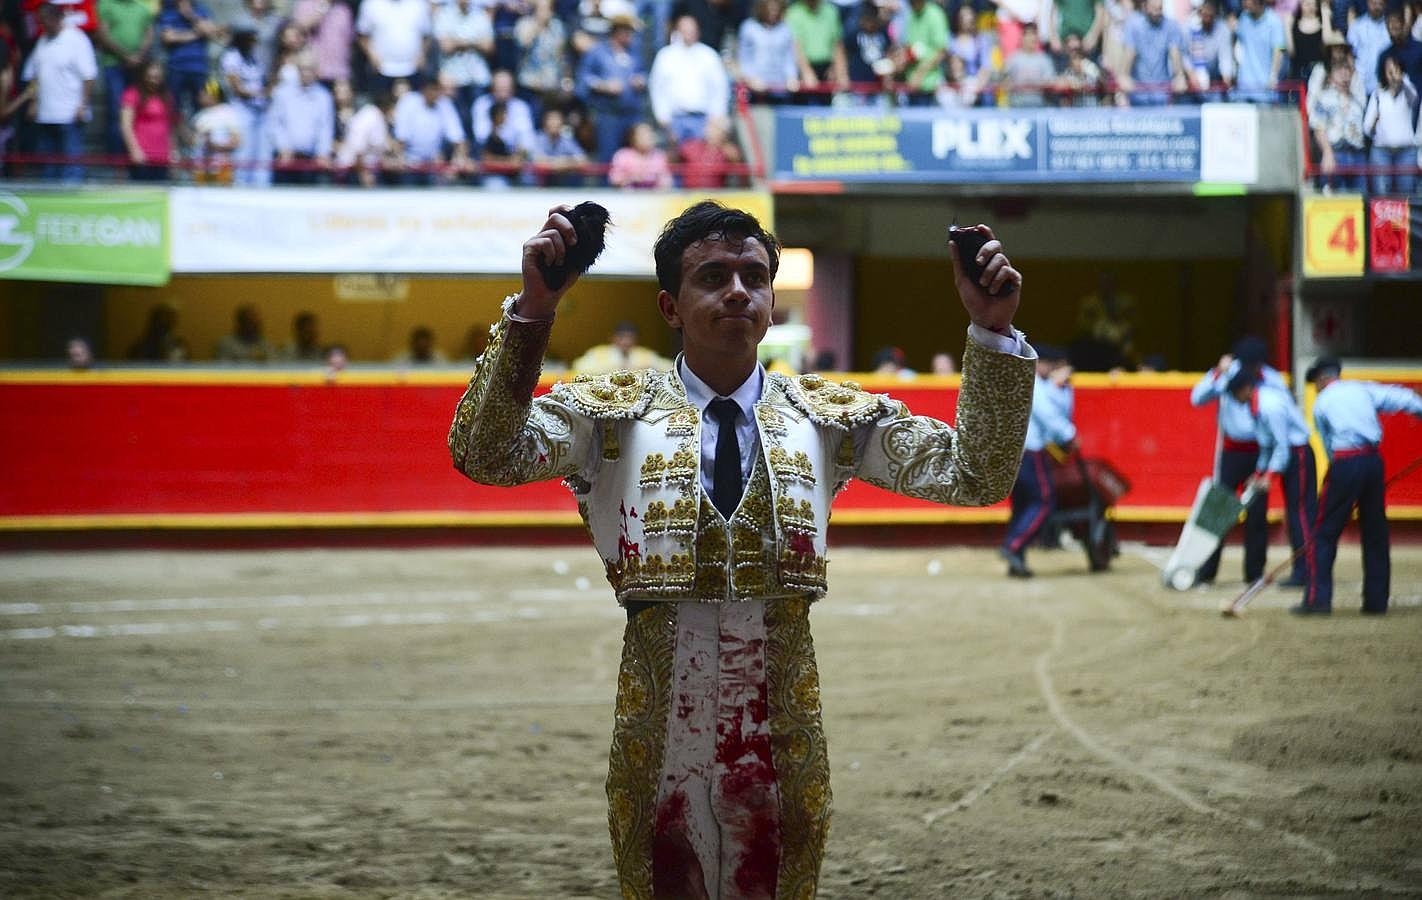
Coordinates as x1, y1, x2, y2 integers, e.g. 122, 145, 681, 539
1, 370, 1418, 530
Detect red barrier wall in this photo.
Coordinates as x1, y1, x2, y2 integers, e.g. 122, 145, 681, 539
2, 371, 1419, 528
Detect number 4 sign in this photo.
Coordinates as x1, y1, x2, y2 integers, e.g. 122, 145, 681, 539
1303, 195, 1365, 277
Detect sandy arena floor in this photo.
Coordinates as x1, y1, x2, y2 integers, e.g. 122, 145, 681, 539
1, 543, 1420, 898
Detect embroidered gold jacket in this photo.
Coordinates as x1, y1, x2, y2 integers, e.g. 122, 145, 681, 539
449, 297, 1035, 606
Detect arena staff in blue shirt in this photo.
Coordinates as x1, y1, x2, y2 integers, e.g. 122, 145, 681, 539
1003, 345, 1076, 578
1189, 336, 1285, 584
1298, 358, 1422, 616
1227, 372, 1318, 588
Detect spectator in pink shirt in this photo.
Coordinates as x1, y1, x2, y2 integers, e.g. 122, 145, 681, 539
608, 120, 672, 188
293, 0, 354, 86
677, 115, 743, 188
120, 58, 174, 180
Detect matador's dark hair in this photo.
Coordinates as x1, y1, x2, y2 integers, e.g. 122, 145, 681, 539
653, 201, 781, 297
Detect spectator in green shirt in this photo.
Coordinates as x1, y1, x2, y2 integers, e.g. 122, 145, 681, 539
897, 0, 949, 101
1048, 0, 1104, 56
785, 0, 848, 99
97, 0, 154, 156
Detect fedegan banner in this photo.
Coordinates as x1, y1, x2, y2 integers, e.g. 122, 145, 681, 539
0, 190, 170, 286
169, 189, 772, 275
773, 104, 1258, 184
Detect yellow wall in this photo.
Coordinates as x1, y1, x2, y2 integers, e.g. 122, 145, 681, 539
852, 257, 1242, 371
104, 275, 678, 364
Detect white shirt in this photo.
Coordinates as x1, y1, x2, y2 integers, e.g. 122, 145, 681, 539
678, 356, 765, 495
676, 325, 1032, 496
269, 81, 336, 157
357, 0, 431, 77
393, 91, 463, 161
1363, 83, 1421, 150
1314, 379, 1422, 456
471, 93, 534, 147
193, 102, 244, 152
434, 3, 493, 87
219, 47, 267, 110
337, 103, 391, 166
21, 25, 97, 124
648, 36, 730, 126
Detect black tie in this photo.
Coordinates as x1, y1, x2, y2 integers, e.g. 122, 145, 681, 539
708, 398, 743, 520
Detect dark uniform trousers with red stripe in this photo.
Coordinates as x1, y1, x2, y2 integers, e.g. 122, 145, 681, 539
1197, 446, 1269, 583
1304, 448, 1390, 613
1281, 444, 1320, 583
1004, 449, 1054, 555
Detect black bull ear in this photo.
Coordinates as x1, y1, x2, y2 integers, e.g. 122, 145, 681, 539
539, 202, 611, 291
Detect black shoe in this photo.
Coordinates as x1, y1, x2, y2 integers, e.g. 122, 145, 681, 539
1360, 607, 1388, 616
1289, 603, 1331, 616
1002, 549, 1033, 578
1276, 576, 1308, 589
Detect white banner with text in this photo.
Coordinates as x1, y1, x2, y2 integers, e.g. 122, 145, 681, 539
169, 188, 773, 275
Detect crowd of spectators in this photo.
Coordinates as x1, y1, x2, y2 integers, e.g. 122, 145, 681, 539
1304, 0, 1422, 192
0, 0, 749, 184
121, 301, 491, 367
2, 0, 1419, 186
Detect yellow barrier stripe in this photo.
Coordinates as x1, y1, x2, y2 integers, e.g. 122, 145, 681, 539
4, 506, 1419, 531
14, 369, 1421, 390
0, 511, 586, 530
0, 370, 479, 387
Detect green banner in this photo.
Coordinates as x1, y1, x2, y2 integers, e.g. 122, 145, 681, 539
0, 190, 169, 286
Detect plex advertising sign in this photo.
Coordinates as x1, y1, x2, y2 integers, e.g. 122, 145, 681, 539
773, 103, 1258, 184
1302, 194, 1420, 278
0, 191, 170, 285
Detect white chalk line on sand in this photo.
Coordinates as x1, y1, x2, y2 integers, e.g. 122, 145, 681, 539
0, 606, 611, 641
922, 729, 1056, 826
0, 586, 611, 617
1033, 613, 1339, 865
0, 693, 612, 712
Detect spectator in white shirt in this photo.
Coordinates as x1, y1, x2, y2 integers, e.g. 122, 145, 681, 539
471, 68, 535, 151
392, 74, 468, 184
434, 0, 493, 140
357, 0, 432, 94
269, 57, 335, 184
220, 25, 273, 186
336, 90, 397, 186
649, 13, 729, 144
22, 3, 97, 182
191, 78, 243, 184
1363, 55, 1420, 194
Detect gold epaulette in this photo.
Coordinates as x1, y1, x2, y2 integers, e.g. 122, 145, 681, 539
781, 372, 886, 428
550, 369, 656, 419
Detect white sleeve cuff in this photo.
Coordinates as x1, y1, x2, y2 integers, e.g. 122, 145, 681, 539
504, 293, 555, 324
967, 323, 1036, 360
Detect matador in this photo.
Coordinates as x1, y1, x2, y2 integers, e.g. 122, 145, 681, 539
448, 201, 1035, 898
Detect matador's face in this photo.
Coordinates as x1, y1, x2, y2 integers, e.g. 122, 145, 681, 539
660, 236, 775, 367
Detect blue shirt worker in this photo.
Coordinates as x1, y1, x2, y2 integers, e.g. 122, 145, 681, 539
1298, 358, 1422, 616
1229, 372, 1318, 587
1189, 337, 1285, 584
1003, 346, 1076, 578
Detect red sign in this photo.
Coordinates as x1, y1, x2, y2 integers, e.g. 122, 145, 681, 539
1369, 198, 1411, 273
